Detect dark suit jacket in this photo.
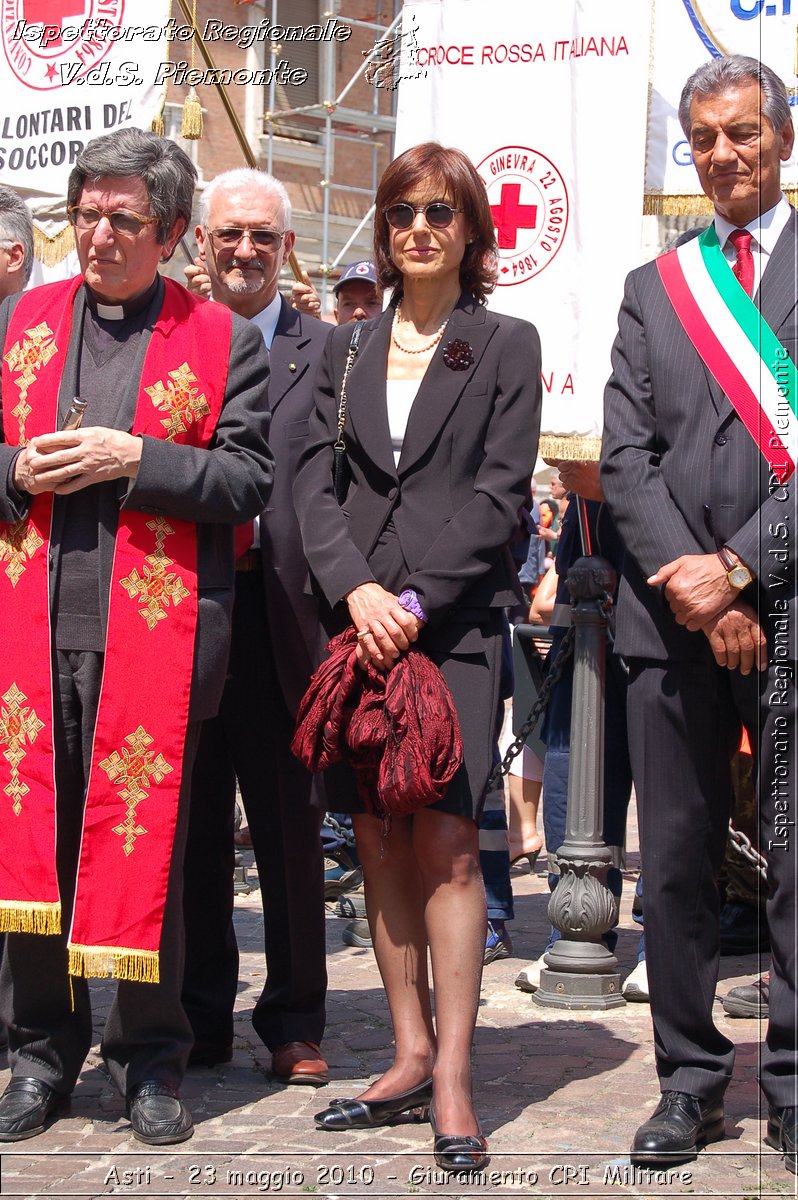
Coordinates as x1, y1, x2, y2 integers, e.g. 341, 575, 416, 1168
259, 297, 333, 714
293, 293, 542, 650
601, 208, 797, 661
0, 279, 274, 721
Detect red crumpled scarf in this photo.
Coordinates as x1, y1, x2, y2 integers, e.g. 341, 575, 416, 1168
291, 626, 463, 818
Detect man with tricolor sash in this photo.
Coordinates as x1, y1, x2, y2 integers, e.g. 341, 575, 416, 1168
602, 55, 796, 1173
0, 128, 273, 1144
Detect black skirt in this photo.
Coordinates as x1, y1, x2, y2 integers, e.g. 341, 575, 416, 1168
322, 521, 503, 822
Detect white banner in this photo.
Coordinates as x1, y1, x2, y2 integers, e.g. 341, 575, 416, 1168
395, 0, 652, 456
646, 0, 798, 208
0, 2, 170, 254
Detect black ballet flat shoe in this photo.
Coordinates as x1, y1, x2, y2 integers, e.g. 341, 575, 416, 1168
430, 1103, 490, 1173
314, 1079, 432, 1130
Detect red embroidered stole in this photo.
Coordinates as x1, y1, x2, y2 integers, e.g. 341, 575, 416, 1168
0, 277, 232, 982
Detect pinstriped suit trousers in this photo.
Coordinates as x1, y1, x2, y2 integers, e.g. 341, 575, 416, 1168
627, 648, 796, 1107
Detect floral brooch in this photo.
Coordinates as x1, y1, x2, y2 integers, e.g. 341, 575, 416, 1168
442, 338, 473, 371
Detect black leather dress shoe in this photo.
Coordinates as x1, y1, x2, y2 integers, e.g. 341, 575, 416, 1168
315, 1079, 432, 1130
126, 1081, 193, 1145
0, 1077, 69, 1141
631, 1092, 725, 1165
430, 1104, 489, 1173
765, 1105, 797, 1174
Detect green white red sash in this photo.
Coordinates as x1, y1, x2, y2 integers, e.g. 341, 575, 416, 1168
0, 277, 231, 982
657, 225, 797, 484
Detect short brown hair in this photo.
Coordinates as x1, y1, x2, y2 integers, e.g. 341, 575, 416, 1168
373, 143, 497, 303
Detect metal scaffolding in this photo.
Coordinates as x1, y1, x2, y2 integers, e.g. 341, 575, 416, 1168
259, 1, 401, 309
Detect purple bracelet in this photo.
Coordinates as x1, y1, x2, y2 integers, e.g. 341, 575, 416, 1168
398, 589, 428, 624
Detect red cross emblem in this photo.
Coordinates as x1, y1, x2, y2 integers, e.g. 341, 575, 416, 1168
490, 184, 538, 252
24, 0, 86, 47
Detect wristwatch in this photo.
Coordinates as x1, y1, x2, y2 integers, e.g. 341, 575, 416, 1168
718, 546, 753, 591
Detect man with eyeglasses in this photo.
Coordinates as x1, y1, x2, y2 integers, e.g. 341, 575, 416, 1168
180, 168, 333, 1088
0, 129, 273, 1145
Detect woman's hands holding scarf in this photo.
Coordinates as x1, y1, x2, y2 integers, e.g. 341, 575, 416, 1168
346, 581, 424, 671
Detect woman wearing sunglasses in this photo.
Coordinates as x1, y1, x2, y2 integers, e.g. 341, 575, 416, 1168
293, 143, 541, 1171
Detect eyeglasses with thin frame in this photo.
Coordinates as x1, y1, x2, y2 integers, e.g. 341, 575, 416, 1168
383, 202, 463, 231
208, 226, 286, 253
68, 205, 159, 237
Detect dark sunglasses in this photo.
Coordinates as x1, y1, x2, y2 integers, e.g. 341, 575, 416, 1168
209, 226, 285, 252
383, 202, 463, 230
68, 205, 158, 236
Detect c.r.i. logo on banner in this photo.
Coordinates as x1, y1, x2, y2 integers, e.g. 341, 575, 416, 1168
2, 0, 124, 91
477, 146, 569, 286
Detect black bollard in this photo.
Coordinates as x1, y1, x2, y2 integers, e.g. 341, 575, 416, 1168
532, 555, 625, 1010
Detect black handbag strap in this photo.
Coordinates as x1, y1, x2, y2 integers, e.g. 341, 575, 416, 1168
334, 319, 365, 450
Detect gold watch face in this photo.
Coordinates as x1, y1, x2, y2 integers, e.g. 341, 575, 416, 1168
729, 564, 752, 590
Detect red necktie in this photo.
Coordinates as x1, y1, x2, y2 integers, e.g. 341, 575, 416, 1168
729, 228, 754, 297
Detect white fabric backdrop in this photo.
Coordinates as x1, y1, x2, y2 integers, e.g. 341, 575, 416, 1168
395, 0, 653, 456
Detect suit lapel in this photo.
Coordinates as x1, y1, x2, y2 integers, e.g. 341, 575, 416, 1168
757, 208, 797, 339
398, 296, 494, 475
269, 296, 315, 413
345, 306, 397, 479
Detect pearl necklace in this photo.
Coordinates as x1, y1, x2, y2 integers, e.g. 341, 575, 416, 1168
391, 301, 449, 355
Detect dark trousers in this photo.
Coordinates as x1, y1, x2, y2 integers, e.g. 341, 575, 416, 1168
0, 650, 197, 1097
182, 570, 327, 1052
627, 649, 796, 1105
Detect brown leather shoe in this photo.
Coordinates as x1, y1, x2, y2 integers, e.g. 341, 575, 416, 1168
271, 1041, 329, 1087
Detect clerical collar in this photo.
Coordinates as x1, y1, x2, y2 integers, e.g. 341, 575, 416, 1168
84, 277, 160, 322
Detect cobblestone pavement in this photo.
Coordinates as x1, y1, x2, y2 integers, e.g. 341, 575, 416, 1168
0, 819, 786, 1200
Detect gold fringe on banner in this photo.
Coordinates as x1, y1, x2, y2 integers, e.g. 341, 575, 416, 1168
538, 435, 602, 463
0, 900, 61, 935
33, 224, 75, 267
68, 945, 160, 984
645, 188, 797, 217
643, 193, 714, 217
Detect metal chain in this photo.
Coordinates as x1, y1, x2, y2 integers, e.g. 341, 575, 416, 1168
322, 812, 357, 850
487, 624, 576, 790
728, 822, 768, 881
492, 602, 767, 883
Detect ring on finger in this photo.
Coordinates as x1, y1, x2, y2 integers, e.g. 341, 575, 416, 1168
356, 627, 370, 641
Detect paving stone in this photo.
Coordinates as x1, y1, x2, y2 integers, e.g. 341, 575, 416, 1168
0, 801, 784, 1198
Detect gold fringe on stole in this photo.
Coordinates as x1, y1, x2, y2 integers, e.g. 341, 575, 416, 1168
33, 225, 75, 267
0, 900, 61, 934
181, 87, 203, 139
538, 434, 602, 462
68, 945, 160, 984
